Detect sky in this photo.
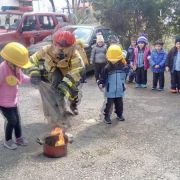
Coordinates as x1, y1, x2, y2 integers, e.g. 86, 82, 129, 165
33, 0, 67, 12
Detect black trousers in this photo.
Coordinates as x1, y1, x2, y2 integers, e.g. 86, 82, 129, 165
94, 63, 106, 81
136, 67, 147, 85
128, 70, 136, 83
104, 97, 123, 117
153, 72, 164, 89
0, 106, 21, 141
171, 71, 180, 90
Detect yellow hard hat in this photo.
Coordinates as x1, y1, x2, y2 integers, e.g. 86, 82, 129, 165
0, 42, 32, 68
106, 44, 124, 63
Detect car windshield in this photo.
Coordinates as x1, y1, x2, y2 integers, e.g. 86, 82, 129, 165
0, 13, 22, 30
73, 27, 93, 44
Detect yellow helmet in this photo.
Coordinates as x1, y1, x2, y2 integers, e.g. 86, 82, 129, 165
0, 42, 32, 68
106, 44, 124, 64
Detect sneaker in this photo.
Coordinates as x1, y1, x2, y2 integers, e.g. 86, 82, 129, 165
117, 115, 125, 121
4, 139, 17, 150
141, 84, 147, 88
152, 87, 157, 90
170, 89, 177, 93
135, 84, 141, 88
104, 116, 112, 124
70, 105, 79, 115
16, 137, 28, 146
157, 88, 164, 91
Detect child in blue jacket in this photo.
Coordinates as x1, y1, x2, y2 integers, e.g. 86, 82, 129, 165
166, 36, 180, 93
98, 45, 127, 124
150, 40, 167, 91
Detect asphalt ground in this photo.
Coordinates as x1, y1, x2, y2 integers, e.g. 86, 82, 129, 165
0, 71, 180, 180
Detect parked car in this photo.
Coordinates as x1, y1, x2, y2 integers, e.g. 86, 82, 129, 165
28, 24, 121, 71
0, 11, 69, 50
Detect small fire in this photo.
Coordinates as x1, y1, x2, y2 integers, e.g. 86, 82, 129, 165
50, 127, 65, 147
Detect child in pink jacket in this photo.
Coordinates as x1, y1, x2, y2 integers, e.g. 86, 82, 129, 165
132, 35, 151, 88
0, 42, 32, 150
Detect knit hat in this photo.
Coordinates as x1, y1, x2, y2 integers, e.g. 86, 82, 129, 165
175, 36, 180, 44
96, 35, 104, 43
137, 36, 148, 44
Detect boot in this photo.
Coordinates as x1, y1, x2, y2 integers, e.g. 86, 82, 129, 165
104, 116, 112, 124
70, 104, 79, 115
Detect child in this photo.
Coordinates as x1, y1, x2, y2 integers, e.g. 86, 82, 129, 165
132, 35, 151, 88
0, 42, 32, 150
166, 36, 180, 93
90, 35, 107, 82
150, 40, 167, 91
126, 35, 137, 83
98, 44, 127, 124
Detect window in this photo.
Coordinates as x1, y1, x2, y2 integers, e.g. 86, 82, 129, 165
39, 15, 55, 30
73, 27, 93, 44
21, 1, 32, 6
100, 29, 120, 43
0, 14, 22, 30
22, 16, 37, 31
56, 15, 65, 23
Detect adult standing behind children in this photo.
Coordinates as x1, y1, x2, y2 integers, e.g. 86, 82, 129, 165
150, 40, 167, 91
132, 35, 151, 88
90, 35, 107, 83
166, 36, 180, 93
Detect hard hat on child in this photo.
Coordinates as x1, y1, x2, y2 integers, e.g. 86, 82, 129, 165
106, 44, 126, 64
0, 42, 31, 68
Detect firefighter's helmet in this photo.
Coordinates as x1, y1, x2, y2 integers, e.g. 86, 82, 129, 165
53, 30, 76, 48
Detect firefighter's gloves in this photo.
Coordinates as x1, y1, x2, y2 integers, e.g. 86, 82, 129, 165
28, 67, 41, 85
57, 74, 78, 100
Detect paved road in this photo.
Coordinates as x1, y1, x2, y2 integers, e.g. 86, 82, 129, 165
0, 72, 180, 180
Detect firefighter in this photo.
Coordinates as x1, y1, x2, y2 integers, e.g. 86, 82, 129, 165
29, 30, 85, 115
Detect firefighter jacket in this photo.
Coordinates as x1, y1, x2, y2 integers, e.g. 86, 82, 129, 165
30, 44, 85, 100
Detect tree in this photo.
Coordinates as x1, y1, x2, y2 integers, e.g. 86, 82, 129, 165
92, 0, 179, 47
49, 0, 55, 12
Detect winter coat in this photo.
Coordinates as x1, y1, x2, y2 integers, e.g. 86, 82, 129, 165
126, 45, 135, 65
133, 46, 151, 70
90, 44, 107, 64
150, 48, 167, 73
30, 44, 84, 83
99, 61, 127, 98
0, 61, 30, 107
166, 47, 178, 72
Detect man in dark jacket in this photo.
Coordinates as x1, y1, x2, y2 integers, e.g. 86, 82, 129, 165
166, 36, 180, 93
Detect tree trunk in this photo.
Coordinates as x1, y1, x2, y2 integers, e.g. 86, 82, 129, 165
49, 0, 56, 12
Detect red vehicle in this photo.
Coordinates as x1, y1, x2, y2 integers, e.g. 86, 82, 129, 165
0, 11, 69, 49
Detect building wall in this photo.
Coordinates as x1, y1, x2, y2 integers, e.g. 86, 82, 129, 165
0, 0, 19, 7
0, 0, 33, 12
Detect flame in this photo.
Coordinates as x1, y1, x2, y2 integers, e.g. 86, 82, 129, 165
50, 127, 65, 146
